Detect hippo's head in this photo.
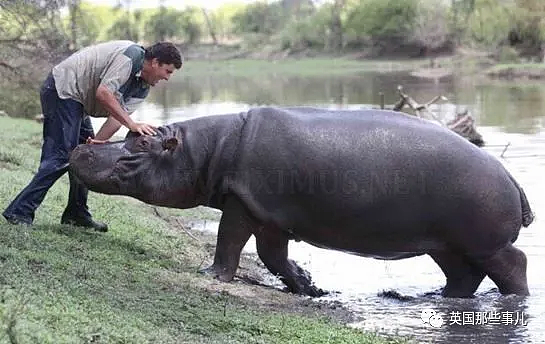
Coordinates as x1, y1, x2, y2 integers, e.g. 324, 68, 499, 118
69, 126, 201, 208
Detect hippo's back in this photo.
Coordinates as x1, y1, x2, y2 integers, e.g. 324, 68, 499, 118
239, 106, 487, 174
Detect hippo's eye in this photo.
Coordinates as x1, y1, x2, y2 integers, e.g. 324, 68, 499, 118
133, 139, 151, 152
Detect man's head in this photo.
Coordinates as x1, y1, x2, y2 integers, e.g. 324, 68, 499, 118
141, 42, 183, 86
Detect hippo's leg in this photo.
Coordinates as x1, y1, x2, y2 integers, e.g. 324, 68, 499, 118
429, 251, 486, 298
471, 243, 529, 296
254, 226, 325, 297
200, 197, 253, 282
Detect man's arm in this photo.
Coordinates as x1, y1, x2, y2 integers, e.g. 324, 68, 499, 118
96, 116, 123, 140
95, 84, 156, 136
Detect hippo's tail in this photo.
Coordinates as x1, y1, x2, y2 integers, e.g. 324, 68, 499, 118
519, 186, 534, 228
506, 170, 534, 228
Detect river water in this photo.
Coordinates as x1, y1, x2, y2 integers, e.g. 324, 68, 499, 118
93, 69, 545, 343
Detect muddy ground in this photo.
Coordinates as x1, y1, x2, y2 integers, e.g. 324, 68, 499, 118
155, 209, 360, 326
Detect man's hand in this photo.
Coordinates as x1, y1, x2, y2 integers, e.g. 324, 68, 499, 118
95, 85, 157, 136
86, 137, 109, 144
129, 122, 157, 136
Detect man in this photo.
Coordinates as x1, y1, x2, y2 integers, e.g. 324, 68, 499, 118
2, 40, 183, 231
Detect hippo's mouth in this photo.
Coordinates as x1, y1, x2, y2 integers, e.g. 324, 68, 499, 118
69, 141, 130, 194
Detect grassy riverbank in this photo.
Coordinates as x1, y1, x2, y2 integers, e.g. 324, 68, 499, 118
180, 58, 433, 77
0, 115, 409, 343
180, 45, 545, 80
485, 63, 545, 79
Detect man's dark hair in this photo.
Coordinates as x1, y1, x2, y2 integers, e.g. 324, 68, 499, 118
145, 42, 183, 69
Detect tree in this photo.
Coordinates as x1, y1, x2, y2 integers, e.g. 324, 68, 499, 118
64, 0, 102, 49
511, 0, 545, 60
231, 2, 285, 35
68, 0, 80, 49
179, 7, 202, 44
467, 0, 510, 48
144, 6, 202, 44
327, 0, 345, 53
201, 8, 218, 45
449, 0, 476, 45
413, 0, 450, 63
344, 0, 419, 50
143, 6, 182, 42
279, 7, 330, 51
280, 0, 315, 19
106, 0, 140, 41
0, 0, 70, 117
107, 15, 140, 41
209, 3, 246, 42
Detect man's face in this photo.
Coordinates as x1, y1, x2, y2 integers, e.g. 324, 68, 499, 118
142, 58, 177, 86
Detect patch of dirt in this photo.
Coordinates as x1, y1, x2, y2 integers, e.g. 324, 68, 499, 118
190, 263, 354, 323
155, 209, 358, 325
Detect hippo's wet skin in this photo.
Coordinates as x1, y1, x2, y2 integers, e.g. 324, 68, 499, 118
69, 107, 534, 297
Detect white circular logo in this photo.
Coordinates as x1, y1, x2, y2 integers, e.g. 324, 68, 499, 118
421, 308, 444, 328
429, 314, 444, 328
421, 308, 436, 323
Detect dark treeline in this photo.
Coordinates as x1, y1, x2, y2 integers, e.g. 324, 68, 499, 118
1, 0, 544, 118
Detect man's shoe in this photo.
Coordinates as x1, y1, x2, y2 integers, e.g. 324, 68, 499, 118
3, 214, 31, 226
61, 216, 108, 232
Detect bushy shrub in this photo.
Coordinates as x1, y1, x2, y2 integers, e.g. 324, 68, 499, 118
497, 45, 520, 63
231, 2, 285, 35
507, 5, 545, 59
279, 8, 331, 51
467, 0, 511, 48
345, 0, 419, 44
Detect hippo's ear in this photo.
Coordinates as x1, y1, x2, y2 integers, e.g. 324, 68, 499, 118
162, 137, 179, 152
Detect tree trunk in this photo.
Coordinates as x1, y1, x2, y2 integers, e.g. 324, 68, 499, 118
201, 8, 218, 45
328, 0, 344, 53
69, 0, 80, 50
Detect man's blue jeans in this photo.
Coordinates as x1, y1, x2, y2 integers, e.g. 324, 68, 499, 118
3, 73, 95, 224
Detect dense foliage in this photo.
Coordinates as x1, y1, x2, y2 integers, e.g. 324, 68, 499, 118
1, 0, 545, 118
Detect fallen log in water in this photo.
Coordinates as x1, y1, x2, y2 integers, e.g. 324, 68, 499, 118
381, 86, 485, 147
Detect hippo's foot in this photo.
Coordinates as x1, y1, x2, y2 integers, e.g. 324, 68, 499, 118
284, 283, 326, 298
254, 226, 327, 297
199, 264, 236, 282
430, 251, 486, 298
199, 197, 254, 284
279, 263, 327, 297
472, 244, 529, 296
431, 244, 530, 297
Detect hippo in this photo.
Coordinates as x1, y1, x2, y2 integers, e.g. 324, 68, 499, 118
69, 107, 534, 298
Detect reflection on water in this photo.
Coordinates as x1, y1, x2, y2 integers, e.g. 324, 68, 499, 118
144, 71, 457, 120
139, 71, 545, 134
94, 69, 545, 343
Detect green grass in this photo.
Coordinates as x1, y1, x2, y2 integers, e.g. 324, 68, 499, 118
0, 115, 409, 343
487, 63, 545, 72
179, 58, 431, 78
484, 62, 545, 80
